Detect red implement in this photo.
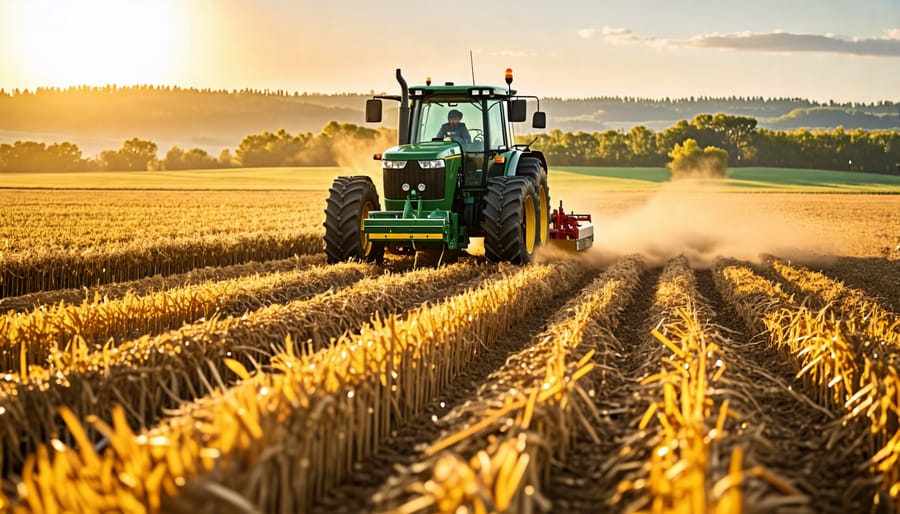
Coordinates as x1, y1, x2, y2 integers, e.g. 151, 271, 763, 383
549, 200, 594, 252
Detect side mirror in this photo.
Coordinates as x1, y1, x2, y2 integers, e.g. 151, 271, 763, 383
366, 99, 383, 123
532, 111, 546, 129
509, 99, 527, 122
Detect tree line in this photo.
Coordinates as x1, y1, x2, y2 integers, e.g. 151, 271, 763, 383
0, 121, 394, 172
2, 86, 897, 143
529, 114, 899, 174
1, 115, 897, 174
3, 85, 896, 111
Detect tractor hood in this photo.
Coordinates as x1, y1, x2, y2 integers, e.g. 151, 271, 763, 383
382, 141, 461, 161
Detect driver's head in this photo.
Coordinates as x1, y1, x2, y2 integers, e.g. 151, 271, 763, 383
448, 109, 462, 126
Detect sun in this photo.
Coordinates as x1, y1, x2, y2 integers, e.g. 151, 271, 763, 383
5, 0, 188, 87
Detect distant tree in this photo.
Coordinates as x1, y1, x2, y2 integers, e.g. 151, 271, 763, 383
0, 141, 45, 171
164, 146, 185, 170
0, 143, 10, 170
182, 148, 217, 169
163, 146, 217, 170
657, 120, 701, 157
626, 125, 660, 165
597, 130, 629, 164
667, 138, 728, 180
0, 141, 84, 171
100, 138, 158, 170
45, 142, 84, 170
98, 150, 124, 171
122, 138, 158, 170
234, 129, 313, 167
235, 132, 278, 167
218, 148, 234, 167
691, 113, 757, 164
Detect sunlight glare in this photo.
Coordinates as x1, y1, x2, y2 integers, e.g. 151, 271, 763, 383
13, 0, 187, 86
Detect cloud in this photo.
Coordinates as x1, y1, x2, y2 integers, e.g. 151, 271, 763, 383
682, 29, 900, 57
577, 26, 900, 57
579, 26, 653, 44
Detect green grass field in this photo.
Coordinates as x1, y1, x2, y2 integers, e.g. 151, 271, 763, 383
553, 166, 900, 193
1, 166, 898, 193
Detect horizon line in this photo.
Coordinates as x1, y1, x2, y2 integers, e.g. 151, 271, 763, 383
0, 83, 898, 104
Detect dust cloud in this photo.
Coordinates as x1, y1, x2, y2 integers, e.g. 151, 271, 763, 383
545, 181, 836, 269
341, 156, 838, 269
670, 159, 725, 180
333, 132, 397, 182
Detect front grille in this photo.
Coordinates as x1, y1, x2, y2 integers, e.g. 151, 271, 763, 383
383, 162, 446, 200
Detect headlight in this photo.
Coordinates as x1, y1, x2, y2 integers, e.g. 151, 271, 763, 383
383, 160, 407, 169
418, 159, 445, 169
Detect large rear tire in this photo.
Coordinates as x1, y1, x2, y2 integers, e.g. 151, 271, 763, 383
516, 157, 550, 247
482, 176, 538, 264
323, 176, 384, 263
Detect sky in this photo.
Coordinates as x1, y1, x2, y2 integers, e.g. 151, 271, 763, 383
0, 0, 898, 102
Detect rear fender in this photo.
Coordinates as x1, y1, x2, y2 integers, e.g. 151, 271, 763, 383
487, 150, 521, 178
502, 150, 549, 177
504, 151, 522, 177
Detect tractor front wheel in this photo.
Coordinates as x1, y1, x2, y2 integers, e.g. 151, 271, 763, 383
323, 176, 384, 263
482, 177, 538, 264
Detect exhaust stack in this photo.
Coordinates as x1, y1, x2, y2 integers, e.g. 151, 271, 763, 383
396, 69, 409, 145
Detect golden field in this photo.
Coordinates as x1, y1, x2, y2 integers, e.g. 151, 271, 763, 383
0, 185, 897, 513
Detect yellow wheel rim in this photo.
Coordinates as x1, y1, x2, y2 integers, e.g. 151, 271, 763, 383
360, 201, 373, 255
524, 195, 536, 255
537, 185, 549, 246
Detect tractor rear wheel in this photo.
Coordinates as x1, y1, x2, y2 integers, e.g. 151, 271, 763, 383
323, 176, 384, 263
482, 176, 538, 264
516, 157, 550, 246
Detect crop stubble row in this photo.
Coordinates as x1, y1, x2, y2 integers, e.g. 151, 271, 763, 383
0, 253, 897, 513
0, 260, 493, 480
2, 259, 589, 513
1, 258, 374, 374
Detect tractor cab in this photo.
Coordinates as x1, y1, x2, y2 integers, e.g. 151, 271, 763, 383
408, 86, 513, 191
410, 85, 534, 182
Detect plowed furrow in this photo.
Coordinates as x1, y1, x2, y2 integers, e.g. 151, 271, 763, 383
308, 268, 597, 513
366, 255, 645, 513
548, 262, 876, 514
762, 258, 900, 350
696, 269, 875, 513
547, 267, 662, 511
819, 257, 900, 313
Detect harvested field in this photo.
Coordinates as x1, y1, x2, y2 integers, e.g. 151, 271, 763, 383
0, 188, 897, 513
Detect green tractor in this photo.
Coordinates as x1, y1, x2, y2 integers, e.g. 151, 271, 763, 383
324, 68, 592, 264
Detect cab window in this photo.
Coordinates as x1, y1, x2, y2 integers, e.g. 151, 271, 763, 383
485, 99, 506, 150
414, 100, 484, 151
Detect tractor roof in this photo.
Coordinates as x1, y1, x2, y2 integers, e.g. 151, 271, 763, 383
409, 84, 516, 99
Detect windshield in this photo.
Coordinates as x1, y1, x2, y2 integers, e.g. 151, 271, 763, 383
413, 99, 484, 151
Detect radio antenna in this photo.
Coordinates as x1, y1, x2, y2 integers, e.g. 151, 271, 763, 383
469, 50, 476, 85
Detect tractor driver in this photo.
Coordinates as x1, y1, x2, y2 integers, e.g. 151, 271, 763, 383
435, 109, 472, 144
